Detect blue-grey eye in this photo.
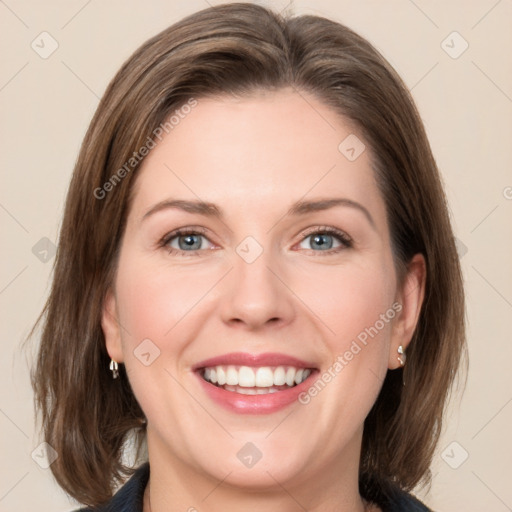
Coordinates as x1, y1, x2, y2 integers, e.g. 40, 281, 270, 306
171, 234, 205, 251
299, 232, 342, 251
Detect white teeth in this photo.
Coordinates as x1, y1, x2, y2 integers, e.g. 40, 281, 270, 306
226, 366, 238, 385
224, 384, 286, 395
255, 367, 274, 387
238, 366, 255, 387
217, 366, 226, 385
273, 366, 286, 386
202, 365, 313, 388
241, 387, 260, 395
285, 367, 296, 386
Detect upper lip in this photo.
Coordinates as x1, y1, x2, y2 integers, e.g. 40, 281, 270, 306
193, 352, 317, 370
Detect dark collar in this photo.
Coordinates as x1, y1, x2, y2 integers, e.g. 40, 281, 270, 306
76, 463, 149, 512
106, 463, 149, 512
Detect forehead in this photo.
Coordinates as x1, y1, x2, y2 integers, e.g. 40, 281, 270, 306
130, 89, 385, 223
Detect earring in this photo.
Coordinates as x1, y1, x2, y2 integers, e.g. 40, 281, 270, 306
109, 359, 119, 379
397, 345, 406, 367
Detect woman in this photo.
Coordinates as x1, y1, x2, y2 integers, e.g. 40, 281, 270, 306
32, 3, 466, 511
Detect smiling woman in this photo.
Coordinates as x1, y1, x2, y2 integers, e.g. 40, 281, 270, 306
31, 3, 465, 512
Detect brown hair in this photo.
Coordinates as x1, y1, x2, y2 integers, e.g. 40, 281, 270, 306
31, 2, 466, 507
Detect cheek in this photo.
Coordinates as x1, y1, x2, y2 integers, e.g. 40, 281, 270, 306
112, 255, 217, 431
290, 258, 397, 350
115, 255, 224, 348
289, 257, 397, 422
296, 265, 397, 411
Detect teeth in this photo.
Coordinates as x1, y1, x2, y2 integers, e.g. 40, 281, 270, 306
285, 367, 296, 386
202, 365, 313, 388
239, 366, 255, 387
273, 366, 286, 386
224, 384, 283, 395
226, 366, 238, 385
255, 367, 274, 387
217, 366, 226, 385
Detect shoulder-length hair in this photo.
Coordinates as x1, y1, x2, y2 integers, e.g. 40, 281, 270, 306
32, 2, 466, 507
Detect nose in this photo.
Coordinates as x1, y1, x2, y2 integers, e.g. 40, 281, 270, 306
219, 247, 296, 331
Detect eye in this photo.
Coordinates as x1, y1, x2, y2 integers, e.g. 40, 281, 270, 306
160, 228, 215, 255
298, 228, 352, 252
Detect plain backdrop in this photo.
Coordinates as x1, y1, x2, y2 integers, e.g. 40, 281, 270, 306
1, 1, 511, 510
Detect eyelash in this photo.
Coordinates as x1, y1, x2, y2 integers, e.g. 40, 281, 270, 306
158, 226, 353, 256
159, 227, 210, 257
299, 226, 353, 254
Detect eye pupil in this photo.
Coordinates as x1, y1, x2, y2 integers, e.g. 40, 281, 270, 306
179, 234, 201, 250
311, 234, 333, 250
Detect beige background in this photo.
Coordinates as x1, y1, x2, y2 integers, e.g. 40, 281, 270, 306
1, 0, 511, 510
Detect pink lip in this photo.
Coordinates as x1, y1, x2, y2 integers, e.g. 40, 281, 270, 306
193, 352, 315, 370
192, 352, 317, 415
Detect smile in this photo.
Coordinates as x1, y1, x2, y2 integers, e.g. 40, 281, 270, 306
201, 365, 313, 394
193, 352, 318, 413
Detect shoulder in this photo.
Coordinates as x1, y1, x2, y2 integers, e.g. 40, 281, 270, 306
72, 463, 149, 512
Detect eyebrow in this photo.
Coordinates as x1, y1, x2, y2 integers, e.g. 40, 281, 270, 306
142, 197, 375, 229
287, 198, 375, 229
142, 199, 222, 221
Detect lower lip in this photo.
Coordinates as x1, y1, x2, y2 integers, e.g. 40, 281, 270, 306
195, 371, 316, 414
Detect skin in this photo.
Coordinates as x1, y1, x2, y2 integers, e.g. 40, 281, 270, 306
102, 88, 426, 512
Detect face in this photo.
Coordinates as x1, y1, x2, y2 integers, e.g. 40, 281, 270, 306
102, 89, 424, 496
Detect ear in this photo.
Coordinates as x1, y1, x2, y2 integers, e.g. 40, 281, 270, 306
389, 253, 426, 369
101, 289, 124, 363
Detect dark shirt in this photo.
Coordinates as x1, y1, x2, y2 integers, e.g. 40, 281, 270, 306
75, 463, 432, 511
